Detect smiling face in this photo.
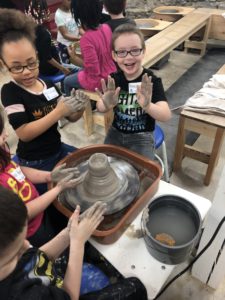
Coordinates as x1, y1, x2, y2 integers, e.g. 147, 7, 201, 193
1, 38, 39, 88
112, 33, 145, 81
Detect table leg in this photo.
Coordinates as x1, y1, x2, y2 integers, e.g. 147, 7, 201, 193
204, 127, 225, 185
173, 115, 186, 171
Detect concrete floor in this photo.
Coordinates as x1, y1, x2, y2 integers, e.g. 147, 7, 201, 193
0, 48, 225, 299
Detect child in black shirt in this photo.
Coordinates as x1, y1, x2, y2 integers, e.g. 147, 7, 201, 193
97, 24, 171, 159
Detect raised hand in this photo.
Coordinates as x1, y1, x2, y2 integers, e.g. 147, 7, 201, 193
58, 89, 89, 117
67, 202, 107, 243
136, 74, 153, 110
51, 163, 80, 183
96, 75, 120, 110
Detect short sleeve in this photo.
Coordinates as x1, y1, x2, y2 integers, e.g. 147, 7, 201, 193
1, 84, 29, 130
55, 11, 65, 27
150, 74, 167, 103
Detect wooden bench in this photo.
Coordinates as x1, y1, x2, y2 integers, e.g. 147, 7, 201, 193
173, 64, 225, 185
142, 11, 211, 68
195, 8, 225, 41
82, 91, 114, 136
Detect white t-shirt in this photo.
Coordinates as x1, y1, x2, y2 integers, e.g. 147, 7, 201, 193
55, 9, 79, 46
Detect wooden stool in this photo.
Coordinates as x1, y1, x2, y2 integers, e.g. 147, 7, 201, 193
173, 65, 225, 185
173, 111, 225, 185
82, 90, 114, 136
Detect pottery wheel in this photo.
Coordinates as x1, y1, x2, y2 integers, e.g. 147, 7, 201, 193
59, 154, 140, 215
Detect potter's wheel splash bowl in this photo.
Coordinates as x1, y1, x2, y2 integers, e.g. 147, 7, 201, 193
142, 195, 202, 264
59, 153, 140, 215
159, 9, 179, 13
52, 145, 161, 244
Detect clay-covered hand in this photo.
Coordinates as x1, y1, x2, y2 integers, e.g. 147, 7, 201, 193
67, 202, 106, 243
79, 201, 107, 221
96, 75, 120, 110
57, 173, 84, 191
63, 89, 89, 114
51, 163, 80, 183
136, 74, 153, 110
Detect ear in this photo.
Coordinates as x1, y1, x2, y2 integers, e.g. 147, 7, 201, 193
112, 50, 117, 63
0, 59, 6, 71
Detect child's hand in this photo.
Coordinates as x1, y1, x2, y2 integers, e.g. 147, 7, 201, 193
51, 163, 80, 183
96, 76, 120, 110
67, 202, 106, 243
57, 89, 89, 116
136, 74, 153, 110
57, 173, 84, 191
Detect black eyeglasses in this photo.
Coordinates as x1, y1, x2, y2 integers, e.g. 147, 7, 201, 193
114, 48, 143, 58
2, 59, 39, 74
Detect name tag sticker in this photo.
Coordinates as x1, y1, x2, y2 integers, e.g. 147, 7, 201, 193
43, 87, 59, 101
129, 82, 141, 94
10, 167, 26, 183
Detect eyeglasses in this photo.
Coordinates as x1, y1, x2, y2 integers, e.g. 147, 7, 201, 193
3, 59, 39, 74
114, 48, 143, 58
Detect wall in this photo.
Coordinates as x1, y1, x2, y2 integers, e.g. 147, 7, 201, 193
126, 0, 225, 18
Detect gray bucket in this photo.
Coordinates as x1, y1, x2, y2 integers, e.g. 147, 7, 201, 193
142, 195, 202, 265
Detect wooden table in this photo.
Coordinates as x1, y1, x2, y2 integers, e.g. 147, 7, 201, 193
173, 65, 225, 185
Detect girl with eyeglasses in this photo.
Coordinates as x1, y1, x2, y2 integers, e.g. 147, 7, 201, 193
97, 24, 171, 160
0, 8, 88, 196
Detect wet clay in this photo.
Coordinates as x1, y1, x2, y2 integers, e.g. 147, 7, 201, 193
60, 153, 140, 215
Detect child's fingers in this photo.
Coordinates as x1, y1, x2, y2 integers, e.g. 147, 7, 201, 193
95, 88, 103, 98
115, 86, 121, 98
91, 215, 105, 230
101, 78, 107, 93
107, 76, 115, 90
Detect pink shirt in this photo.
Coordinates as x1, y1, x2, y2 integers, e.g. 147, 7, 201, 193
0, 161, 43, 238
78, 24, 116, 91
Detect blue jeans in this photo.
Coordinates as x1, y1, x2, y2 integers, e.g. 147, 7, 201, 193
104, 126, 155, 160
18, 143, 76, 194
64, 69, 83, 96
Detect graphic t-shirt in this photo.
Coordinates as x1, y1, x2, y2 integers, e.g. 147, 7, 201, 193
111, 68, 167, 133
1, 80, 61, 160
0, 161, 43, 237
55, 9, 79, 46
0, 247, 69, 300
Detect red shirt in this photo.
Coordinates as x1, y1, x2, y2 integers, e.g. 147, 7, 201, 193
0, 161, 43, 237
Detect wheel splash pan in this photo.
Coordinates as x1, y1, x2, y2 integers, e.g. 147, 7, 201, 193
49, 145, 162, 244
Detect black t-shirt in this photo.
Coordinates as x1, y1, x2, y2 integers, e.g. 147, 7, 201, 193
0, 247, 70, 300
36, 25, 61, 76
111, 68, 167, 133
106, 18, 136, 32
1, 80, 61, 160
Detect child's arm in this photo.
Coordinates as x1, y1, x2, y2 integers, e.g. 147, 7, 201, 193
39, 202, 106, 261
96, 76, 120, 112
63, 203, 106, 300
15, 91, 88, 142
58, 26, 80, 42
20, 167, 51, 184
145, 101, 171, 122
137, 74, 171, 122
26, 175, 83, 220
